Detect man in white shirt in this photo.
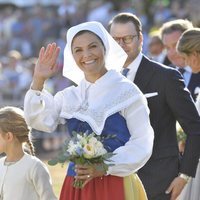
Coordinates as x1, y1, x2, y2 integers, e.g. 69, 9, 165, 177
109, 12, 200, 200
160, 19, 200, 101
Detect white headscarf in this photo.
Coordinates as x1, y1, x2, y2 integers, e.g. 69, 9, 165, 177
63, 21, 127, 84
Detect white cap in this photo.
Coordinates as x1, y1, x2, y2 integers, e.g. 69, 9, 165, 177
63, 21, 127, 84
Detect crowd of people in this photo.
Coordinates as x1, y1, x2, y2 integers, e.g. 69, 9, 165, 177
0, 0, 200, 200
0, 0, 199, 104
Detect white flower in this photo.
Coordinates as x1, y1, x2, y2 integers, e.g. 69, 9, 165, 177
88, 137, 98, 145
67, 141, 83, 156
95, 141, 107, 156
76, 134, 87, 146
66, 132, 109, 159
83, 143, 95, 159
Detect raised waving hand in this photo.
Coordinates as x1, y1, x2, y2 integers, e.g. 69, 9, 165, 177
32, 43, 60, 91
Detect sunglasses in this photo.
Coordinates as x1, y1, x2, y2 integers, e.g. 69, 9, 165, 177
113, 35, 138, 44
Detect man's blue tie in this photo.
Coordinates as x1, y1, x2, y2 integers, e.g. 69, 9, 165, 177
178, 68, 185, 75
122, 68, 130, 77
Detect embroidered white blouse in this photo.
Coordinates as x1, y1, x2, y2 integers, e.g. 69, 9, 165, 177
24, 70, 154, 176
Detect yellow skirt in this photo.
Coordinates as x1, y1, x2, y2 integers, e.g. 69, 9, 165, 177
124, 174, 148, 200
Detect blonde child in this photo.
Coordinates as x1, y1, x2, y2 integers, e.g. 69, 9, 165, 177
0, 106, 57, 200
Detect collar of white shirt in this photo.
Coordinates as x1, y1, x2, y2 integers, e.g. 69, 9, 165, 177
176, 66, 192, 87
124, 52, 143, 81
176, 66, 192, 73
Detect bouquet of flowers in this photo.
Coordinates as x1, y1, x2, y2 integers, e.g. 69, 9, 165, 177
176, 122, 187, 143
48, 131, 115, 188
176, 122, 187, 154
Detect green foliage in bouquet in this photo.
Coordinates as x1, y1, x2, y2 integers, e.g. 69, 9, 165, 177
176, 122, 187, 143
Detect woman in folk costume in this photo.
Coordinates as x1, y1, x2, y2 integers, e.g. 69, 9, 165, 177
24, 21, 154, 200
177, 28, 200, 200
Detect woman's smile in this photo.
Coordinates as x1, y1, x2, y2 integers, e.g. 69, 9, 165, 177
72, 31, 107, 82
82, 59, 96, 67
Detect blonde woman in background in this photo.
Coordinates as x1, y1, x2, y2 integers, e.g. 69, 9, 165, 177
0, 106, 57, 200
177, 28, 200, 200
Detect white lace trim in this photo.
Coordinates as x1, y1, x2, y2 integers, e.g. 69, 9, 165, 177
60, 87, 142, 135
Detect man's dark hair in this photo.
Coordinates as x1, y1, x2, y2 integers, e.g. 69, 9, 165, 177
108, 12, 142, 35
